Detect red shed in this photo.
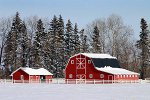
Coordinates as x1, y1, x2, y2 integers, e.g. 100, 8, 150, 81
65, 53, 139, 83
11, 67, 53, 83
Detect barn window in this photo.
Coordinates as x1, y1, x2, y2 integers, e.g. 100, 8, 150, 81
120, 75, 122, 78
135, 75, 137, 77
89, 74, 93, 78
20, 75, 24, 80
88, 60, 91, 64
71, 60, 74, 64
123, 75, 125, 78
69, 74, 73, 78
100, 74, 104, 78
132, 75, 134, 77
117, 75, 119, 78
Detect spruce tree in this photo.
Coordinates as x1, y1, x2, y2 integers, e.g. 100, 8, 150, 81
48, 15, 59, 77
73, 23, 80, 54
136, 18, 150, 79
92, 25, 102, 53
20, 22, 29, 67
64, 20, 73, 59
80, 29, 89, 53
33, 19, 45, 68
83, 35, 89, 52
4, 12, 22, 70
57, 15, 65, 77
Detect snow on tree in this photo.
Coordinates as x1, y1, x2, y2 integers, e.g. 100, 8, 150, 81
64, 20, 74, 58
32, 19, 45, 68
19, 22, 29, 67
73, 23, 80, 54
3, 12, 23, 78
92, 25, 102, 53
80, 29, 89, 53
136, 18, 150, 79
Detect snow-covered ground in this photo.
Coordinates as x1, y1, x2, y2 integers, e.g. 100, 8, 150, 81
0, 83, 150, 100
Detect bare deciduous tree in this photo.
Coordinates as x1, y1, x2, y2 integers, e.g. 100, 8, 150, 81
86, 14, 134, 70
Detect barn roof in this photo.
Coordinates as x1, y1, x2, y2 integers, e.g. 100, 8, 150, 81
81, 53, 116, 59
11, 67, 53, 76
79, 53, 120, 68
96, 67, 139, 75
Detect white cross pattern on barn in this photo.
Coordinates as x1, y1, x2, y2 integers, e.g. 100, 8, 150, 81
76, 54, 86, 79
76, 58, 86, 69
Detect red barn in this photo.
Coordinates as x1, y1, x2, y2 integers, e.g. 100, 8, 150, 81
65, 53, 139, 83
11, 67, 53, 83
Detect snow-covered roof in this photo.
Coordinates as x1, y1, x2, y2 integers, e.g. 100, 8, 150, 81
11, 67, 53, 76
96, 67, 139, 75
80, 53, 116, 59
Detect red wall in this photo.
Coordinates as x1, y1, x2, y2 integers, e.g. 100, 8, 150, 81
114, 75, 139, 80
13, 69, 29, 80
65, 54, 139, 81
12, 69, 53, 83
65, 54, 114, 80
29, 75, 52, 83
29, 75, 40, 83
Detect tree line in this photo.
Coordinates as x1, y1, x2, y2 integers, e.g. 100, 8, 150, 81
0, 12, 149, 79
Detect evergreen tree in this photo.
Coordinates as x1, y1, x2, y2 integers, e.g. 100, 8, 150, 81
92, 25, 102, 53
136, 18, 150, 79
48, 15, 59, 77
73, 23, 80, 54
80, 29, 89, 53
20, 22, 29, 67
4, 12, 22, 71
57, 15, 65, 77
33, 19, 45, 68
64, 20, 73, 59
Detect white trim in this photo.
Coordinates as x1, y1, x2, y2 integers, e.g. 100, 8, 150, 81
96, 67, 139, 75
10, 67, 22, 76
88, 60, 91, 64
69, 74, 73, 78
71, 53, 117, 59
76, 54, 86, 79
89, 74, 93, 78
11, 67, 53, 76
100, 74, 104, 78
20, 75, 24, 80
71, 60, 74, 64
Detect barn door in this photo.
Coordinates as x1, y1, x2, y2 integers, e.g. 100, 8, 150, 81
108, 75, 113, 83
76, 54, 86, 80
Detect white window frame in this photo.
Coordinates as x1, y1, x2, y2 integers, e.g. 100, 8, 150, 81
88, 60, 91, 64
71, 60, 74, 64
69, 74, 73, 78
20, 75, 24, 80
132, 75, 134, 77
123, 75, 125, 78
100, 74, 104, 78
120, 75, 122, 78
117, 75, 119, 78
89, 74, 93, 78
135, 75, 137, 77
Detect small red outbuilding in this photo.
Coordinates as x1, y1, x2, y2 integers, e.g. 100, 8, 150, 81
11, 67, 53, 83
65, 53, 139, 83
